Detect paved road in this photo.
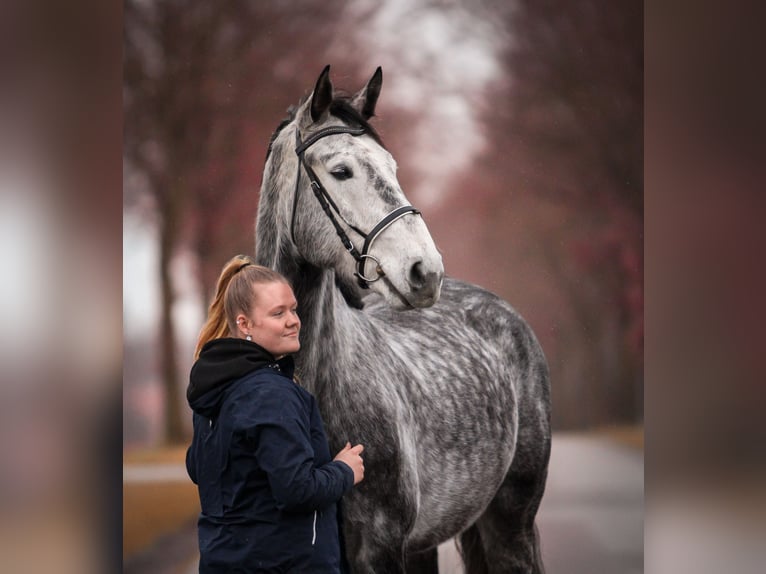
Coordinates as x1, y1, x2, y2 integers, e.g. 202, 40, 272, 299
436, 433, 643, 574
125, 432, 643, 573
535, 434, 643, 574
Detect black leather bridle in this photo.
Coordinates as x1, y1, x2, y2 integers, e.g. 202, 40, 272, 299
290, 124, 421, 289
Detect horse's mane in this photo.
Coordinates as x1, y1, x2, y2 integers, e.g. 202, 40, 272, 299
266, 93, 385, 161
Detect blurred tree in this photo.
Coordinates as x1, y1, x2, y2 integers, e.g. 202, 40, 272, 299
124, 0, 257, 443
124, 1, 348, 443
189, 3, 350, 304
470, 0, 643, 427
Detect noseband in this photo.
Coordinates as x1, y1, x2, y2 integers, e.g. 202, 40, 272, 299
291, 124, 420, 289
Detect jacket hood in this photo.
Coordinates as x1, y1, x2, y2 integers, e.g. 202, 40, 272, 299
187, 338, 294, 417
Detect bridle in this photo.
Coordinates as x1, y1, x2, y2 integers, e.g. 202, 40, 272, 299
290, 124, 421, 289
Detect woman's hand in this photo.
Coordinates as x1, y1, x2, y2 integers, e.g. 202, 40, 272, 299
334, 442, 365, 485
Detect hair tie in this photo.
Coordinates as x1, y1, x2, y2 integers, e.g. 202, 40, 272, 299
235, 262, 252, 274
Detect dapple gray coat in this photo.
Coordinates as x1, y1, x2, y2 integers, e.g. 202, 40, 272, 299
255, 66, 551, 574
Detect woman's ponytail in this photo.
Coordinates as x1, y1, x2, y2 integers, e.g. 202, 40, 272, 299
194, 255, 289, 359
194, 255, 254, 358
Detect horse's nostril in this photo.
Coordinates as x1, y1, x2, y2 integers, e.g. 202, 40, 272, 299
408, 261, 426, 289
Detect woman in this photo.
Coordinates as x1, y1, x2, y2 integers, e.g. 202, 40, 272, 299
186, 255, 364, 573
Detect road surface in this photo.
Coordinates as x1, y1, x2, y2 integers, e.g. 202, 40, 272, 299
124, 432, 643, 573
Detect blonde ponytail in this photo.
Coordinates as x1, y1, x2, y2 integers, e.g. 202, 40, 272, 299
194, 255, 289, 358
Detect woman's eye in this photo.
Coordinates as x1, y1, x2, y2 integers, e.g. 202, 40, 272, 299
330, 165, 353, 180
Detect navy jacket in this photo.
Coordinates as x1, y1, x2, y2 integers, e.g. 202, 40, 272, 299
186, 338, 354, 573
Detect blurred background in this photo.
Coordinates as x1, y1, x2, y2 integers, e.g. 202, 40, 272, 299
123, 0, 643, 572
123, 0, 643, 445
3, 0, 765, 572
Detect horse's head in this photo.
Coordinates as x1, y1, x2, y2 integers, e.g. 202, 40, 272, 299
260, 66, 443, 309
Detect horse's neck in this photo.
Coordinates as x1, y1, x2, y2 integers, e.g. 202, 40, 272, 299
286, 263, 348, 394
256, 144, 352, 396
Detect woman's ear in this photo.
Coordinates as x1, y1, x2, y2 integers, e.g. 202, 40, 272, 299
235, 314, 250, 337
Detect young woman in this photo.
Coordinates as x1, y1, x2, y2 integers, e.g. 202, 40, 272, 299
186, 255, 364, 573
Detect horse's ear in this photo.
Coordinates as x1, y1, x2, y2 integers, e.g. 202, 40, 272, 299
351, 66, 382, 119
310, 65, 333, 123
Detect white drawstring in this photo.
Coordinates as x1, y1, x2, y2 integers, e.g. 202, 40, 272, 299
311, 510, 317, 545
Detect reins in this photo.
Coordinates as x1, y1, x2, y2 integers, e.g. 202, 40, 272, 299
291, 124, 420, 289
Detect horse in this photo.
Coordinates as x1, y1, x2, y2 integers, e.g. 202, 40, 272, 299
254, 65, 551, 574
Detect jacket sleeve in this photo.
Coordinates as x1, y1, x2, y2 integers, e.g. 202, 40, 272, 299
237, 381, 354, 513
186, 414, 202, 485
186, 445, 197, 484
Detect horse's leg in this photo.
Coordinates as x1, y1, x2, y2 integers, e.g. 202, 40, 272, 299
458, 523, 490, 574
460, 326, 552, 574
342, 505, 410, 574
473, 406, 551, 574
404, 547, 438, 573
472, 458, 548, 573
346, 545, 436, 574
344, 531, 407, 574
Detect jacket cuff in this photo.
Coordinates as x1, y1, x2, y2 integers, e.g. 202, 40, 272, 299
334, 460, 355, 493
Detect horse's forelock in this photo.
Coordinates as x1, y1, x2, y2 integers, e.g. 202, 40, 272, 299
327, 97, 385, 149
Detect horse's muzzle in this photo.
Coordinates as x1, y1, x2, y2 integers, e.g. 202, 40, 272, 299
405, 260, 443, 308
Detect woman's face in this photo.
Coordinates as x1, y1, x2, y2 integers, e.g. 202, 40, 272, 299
237, 281, 301, 358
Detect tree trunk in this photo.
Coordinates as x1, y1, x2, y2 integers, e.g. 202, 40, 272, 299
159, 188, 185, 444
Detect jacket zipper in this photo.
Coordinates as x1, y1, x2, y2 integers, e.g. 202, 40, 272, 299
311, 510, 317, 546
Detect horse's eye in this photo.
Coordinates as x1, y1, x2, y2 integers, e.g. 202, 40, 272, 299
330, 165, 353, 181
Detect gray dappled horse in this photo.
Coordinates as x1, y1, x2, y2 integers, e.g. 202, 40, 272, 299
255, 65, 551, 574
